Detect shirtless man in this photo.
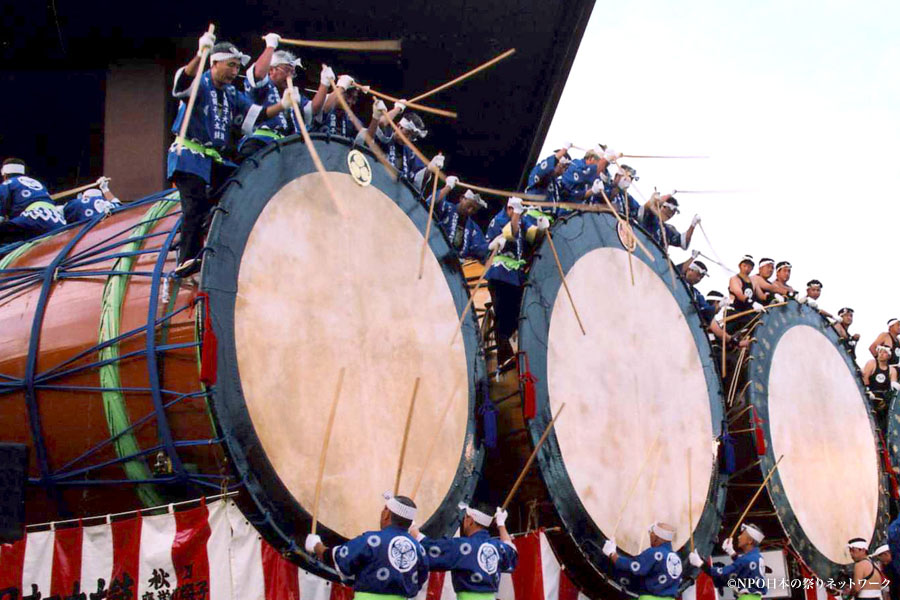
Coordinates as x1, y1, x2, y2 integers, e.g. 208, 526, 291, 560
846, 538, 884, 599
834, 308, 860, 360
750, 258, 781, 304
770, 261, 796, 298
870, 319, 900, 368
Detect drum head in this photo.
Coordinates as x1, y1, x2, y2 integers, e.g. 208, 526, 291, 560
518, 212, 726, 593
749, 305, 888, 579
203, 136, 484, 569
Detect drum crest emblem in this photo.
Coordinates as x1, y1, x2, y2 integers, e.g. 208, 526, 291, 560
477, 543, 500, 574
348, 150, 373, 186
388, 536, 418, 572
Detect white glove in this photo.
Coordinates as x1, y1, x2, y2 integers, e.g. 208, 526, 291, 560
536, 216, 550, 231
320, 64, 335, 88
562, 141, 573, 150
336, 75, 354, 90
372, 99, 387, 120
197, 32, 216, 56
796, 294, 808, 304
410, 523, 425, 542
305, 533, 322, 554
96, 176, 111, 193
604, 148, 620, 163
494, 507, 508, 528
602, 539, 617, 557
691, 214, 701, 227
867, 390, 877, 401
689, 550, 704, 568
509, 197, 525, 215
429, 153, 445, 171
445, 175, 459, 190
752, 302, 766, 313
722, 537, 735, 557
891, 381, 900, 392
807, 298, 818, 309
489, 235, 506, 253
394, 100, 407, 113
281, 86, 299, 110
720, 295, 733, 310
263, 33, 281, 49
773, 293, 785, 303
691, 249, 700, 259
591, 179, 603, 196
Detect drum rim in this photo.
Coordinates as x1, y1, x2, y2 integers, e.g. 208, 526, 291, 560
202, 134, 485, 577
518, 210, 728, 595
747, 304, 889, 580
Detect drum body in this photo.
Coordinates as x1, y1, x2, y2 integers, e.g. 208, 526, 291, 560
487, 211, 728, 598
727, 303, 889, 583
0, 135, 485, 577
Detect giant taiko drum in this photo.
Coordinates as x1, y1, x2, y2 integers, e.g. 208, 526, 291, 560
485, 211, 729, 598
0, 135, 486, 576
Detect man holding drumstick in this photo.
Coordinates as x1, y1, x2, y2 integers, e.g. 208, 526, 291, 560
689, 522, 767, 600
603, 521, 683, 600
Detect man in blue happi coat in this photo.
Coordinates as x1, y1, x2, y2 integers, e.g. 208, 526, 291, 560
604, 164, 641, 218
432, 177, 489, 261
680, 256, 748, 349
167, 31, 298, 276
603, 521, 683, 600
558, 146, 617, 203
412, 503, 517, 600
689, 522, 767, 600
305, 494, 429, 599
63, 176, 121, 224
638, 193, 700, 253
238, 32, 330, 158
0, 158, 65, 244
524, 145, 572, 210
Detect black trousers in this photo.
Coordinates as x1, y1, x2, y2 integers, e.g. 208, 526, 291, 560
0, 221, 38, 246
489, 280, 524, 341
171, 164, 233, 265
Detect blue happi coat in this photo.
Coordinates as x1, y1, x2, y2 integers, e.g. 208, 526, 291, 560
64, 194, 121, 224
708, 547, 767, 596
331, 526, 429, 596
613, 541, 683, 598
240, 68, 309, 147
421, 530, 518, 594
167, 69, 265, 183
638, 206, 686, 250
484, 209, 538, 287
558, 158, 605, 203
434, 198, 488, 261
0, 175, 65, 234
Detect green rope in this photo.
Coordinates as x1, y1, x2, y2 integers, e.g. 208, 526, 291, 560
98, 198, 178, 506
0, 237, 50, 269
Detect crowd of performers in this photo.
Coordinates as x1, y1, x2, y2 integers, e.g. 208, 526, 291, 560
4, 30, 900, 600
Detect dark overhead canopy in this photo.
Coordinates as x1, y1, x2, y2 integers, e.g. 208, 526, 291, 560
0, 0, 594, 192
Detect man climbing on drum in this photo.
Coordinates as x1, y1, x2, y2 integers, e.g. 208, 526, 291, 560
603, 522, 683, 600
689, 522, 767, 600
726, 255, 767, 334
834, 308, 860, 361
844, 538, 885, 599
168, 32, 300, 277
862, 345, 898, 430
638, 192, 699, 252
238, 32, 331, 158
0, 158, 66, 244
63, 177, 121, 224
524, 144, 572, 214
305, 493, 430, 597
411, 504, 518, 599
485, 196, 547, 366
869, 319, 900, 368
681, 256, 748, 349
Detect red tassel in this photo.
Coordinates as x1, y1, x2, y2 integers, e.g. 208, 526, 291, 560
197, 292, 218, 386
751, 405, 767, 456
518, 352, 538, 420
878, 431, 900, 500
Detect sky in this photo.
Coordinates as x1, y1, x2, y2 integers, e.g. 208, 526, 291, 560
540, 0, 900, 366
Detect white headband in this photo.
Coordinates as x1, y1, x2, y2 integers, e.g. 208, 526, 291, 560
688, 263, 707, 276
877, 345, 892, 354
872, 545, 890, 556
271, 51, 302, 69
458, 503, 492, 527
848, 539, 869, 550
662, 201, 679, 213
1, 164, 25, 176
758, 259, 774, 267
464, 189, 487, 208
211, 50, 251, 66
398, 117, 428, 139
650, 522, 675, 542
382, 492, 417, 521
741, 523, 764, 543
82, 189, 103, 199
888, 319, 899, 328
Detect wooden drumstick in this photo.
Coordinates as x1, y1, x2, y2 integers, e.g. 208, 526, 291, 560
621, 154, 709, 160
417, 172, 441, 280
286, 75, 346, 217
450, 246, 500, 345
311, 367, 345, 535
688, 447, 694, 551
501, 402, 566, 511
455, 180, 545, 202
525, 199, 614, 214
50, 180, 107, 202
410, 374, 463, 500
410, 48, 516, 103
649, 188, 679, 291
329, 82, 397, 180
394, 377, 421, 495
723, 302, 788, 323
280, 38, 402, 52
624, 186, 635, 286
176, 24, 215, 156
727, 454, 784, 540
612, 433, 662, 537
546, 230, 585, 335
355, 84, 457, 118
